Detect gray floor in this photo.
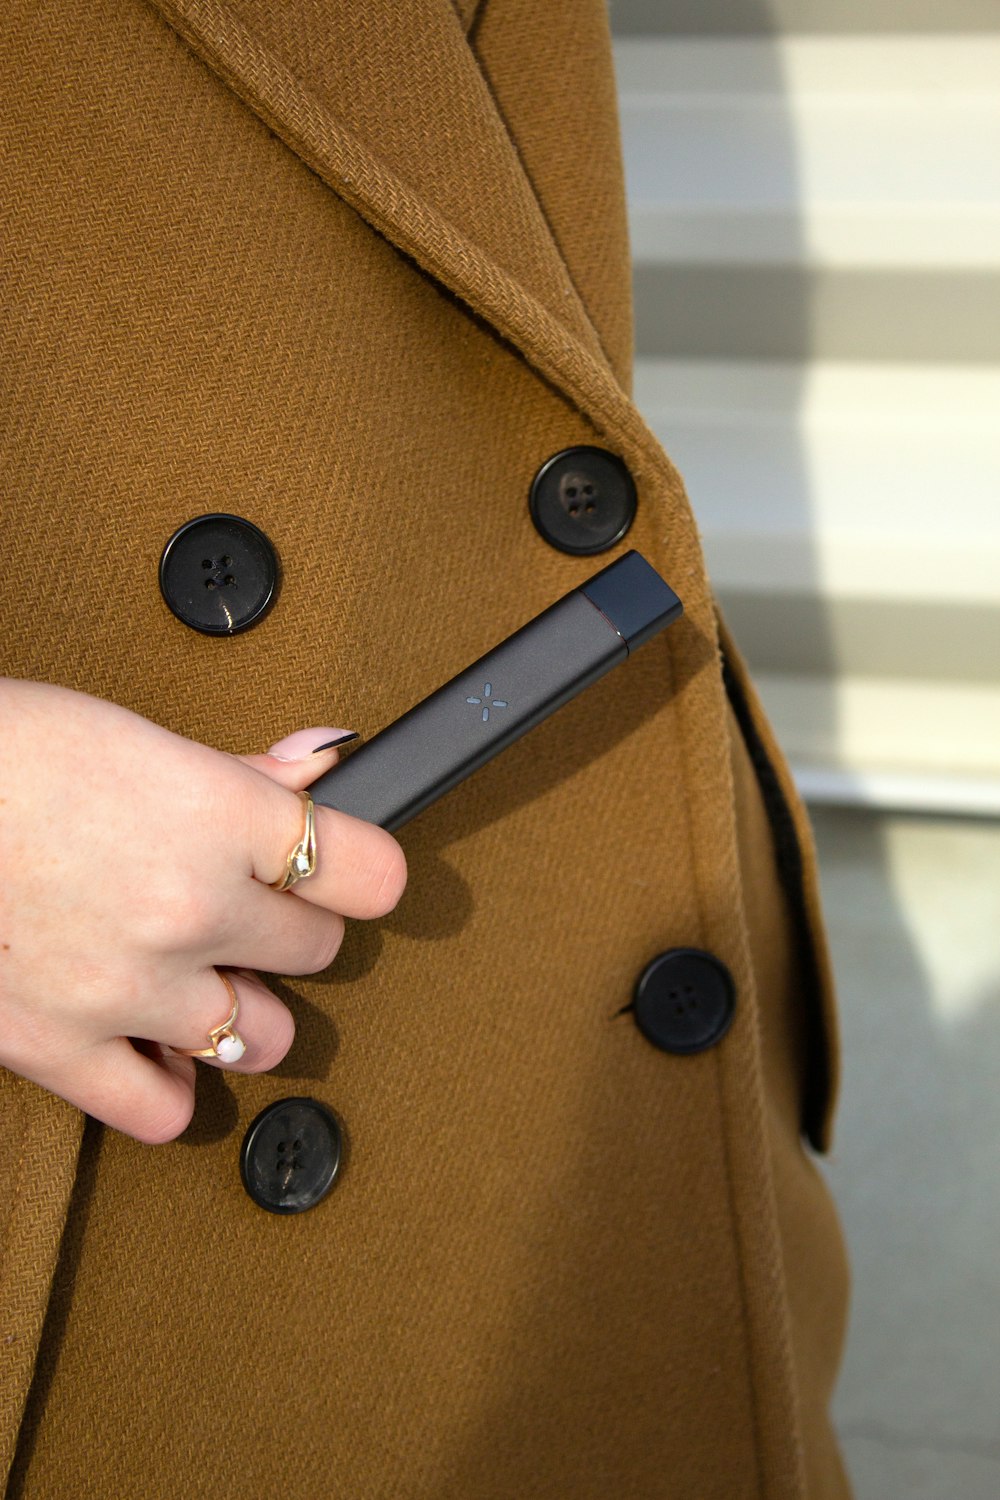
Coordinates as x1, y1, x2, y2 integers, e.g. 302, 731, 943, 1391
812, 808, 1000, 1499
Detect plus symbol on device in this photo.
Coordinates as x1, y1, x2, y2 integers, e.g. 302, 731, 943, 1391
465, 682, 509, 723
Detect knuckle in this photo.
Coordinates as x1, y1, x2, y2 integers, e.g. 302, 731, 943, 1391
73, 958, 146, 1028
133, 876, 215, 951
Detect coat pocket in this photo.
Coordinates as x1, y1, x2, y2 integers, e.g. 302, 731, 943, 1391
717, 616, 841, 1153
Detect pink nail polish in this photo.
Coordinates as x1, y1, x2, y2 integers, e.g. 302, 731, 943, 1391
266, 728, 358, 761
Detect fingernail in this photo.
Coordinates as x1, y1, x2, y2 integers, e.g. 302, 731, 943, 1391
266, 728, 359, 761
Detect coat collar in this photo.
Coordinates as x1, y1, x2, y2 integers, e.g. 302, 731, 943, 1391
148, 0, 636, 436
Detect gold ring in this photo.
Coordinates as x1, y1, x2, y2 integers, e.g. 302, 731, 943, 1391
177, 972, 246, 1062
269, 790, 317, 891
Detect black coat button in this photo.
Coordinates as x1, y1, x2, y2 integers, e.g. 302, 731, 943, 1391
529, 446, 637, 555
633, 949, 736, 1055
240, 1097, 342, 1214
159, 513, 278, 634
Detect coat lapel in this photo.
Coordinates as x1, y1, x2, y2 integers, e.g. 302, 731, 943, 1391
147, 0, 634, 430
0, 1085, 83, 1486
0, 8, 699, 1470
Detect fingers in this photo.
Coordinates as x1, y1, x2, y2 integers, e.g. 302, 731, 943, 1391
29, 969, 297, 1143
31, 1037, 198, 1144
229, 731, 407, 935
23, 730, 403, 1147
278, 805, 407, 918
243, 776, 407, 921
214, 879, 347, 977
132, 968, 296, 1074
236, 728, 356, 793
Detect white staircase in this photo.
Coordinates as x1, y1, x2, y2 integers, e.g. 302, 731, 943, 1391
613, 24, 1000, 814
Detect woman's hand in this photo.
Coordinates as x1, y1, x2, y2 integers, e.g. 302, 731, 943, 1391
0, 678, 406, 1143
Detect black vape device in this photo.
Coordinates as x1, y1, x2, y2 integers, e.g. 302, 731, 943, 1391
307, 550, 682, 832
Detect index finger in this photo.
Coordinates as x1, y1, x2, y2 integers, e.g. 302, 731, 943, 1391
248, 785, 407, 920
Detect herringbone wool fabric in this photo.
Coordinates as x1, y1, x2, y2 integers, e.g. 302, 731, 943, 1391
0, 1, 851, 1495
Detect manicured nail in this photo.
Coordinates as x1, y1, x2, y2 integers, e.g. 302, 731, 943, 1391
311, 732, 359, 753
266, 728, 358, 761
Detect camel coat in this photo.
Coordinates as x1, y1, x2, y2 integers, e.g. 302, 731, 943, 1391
0, 1, 851, 1495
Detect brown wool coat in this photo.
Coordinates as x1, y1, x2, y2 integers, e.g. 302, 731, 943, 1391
0, 2, 852, 1495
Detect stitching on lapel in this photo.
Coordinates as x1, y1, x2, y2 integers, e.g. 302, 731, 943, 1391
148, 0, 659, 461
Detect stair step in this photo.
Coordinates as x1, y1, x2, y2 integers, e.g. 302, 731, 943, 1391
754, 674, 1000, 816
635, 358, 1000, 603
612, 1, 1000, 37
634, 358, 1000, 808
615, 37, 1000, 359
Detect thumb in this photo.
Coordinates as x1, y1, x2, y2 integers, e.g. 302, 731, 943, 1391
237, 727, 359, 791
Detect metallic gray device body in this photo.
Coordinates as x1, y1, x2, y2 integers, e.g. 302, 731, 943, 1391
307, 550, 682, 832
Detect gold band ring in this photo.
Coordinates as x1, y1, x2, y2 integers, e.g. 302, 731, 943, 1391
269, 790, 317, 891
176, 972, 247, 1062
